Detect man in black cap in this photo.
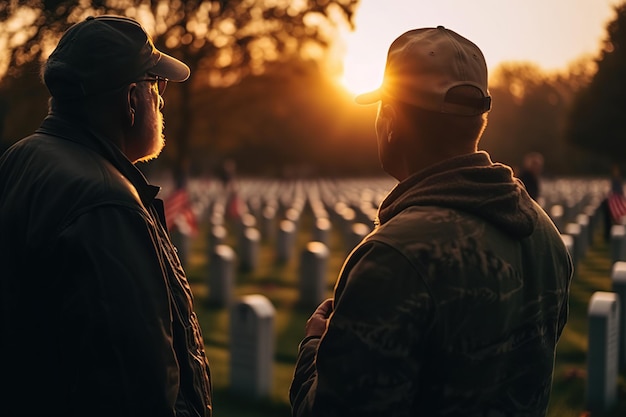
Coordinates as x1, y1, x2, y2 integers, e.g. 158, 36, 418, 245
0, 16, 212, 416
290, 27, 572, 416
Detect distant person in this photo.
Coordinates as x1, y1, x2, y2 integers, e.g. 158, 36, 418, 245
217, 158, 242, 219
0, 16, 212, 416
517, 151, 544, 201
289, 26, 573, 417
218, 158, 237, 191
603, 163, 626, 241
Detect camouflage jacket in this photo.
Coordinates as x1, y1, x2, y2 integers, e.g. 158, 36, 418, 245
290, 152, 573, 417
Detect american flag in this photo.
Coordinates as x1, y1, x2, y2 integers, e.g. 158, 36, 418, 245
608, 192, 626, 224
164, 187, 198, 236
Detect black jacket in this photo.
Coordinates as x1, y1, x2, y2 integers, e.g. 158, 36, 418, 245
0, 113, 212, 416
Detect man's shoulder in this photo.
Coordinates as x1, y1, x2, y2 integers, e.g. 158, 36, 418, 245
2, 132, 142, 209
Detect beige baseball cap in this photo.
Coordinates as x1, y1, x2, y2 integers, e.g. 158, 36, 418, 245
355, 26, 491, 116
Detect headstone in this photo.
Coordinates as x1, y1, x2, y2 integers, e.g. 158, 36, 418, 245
313, 217, 332, 247
230, 294, 275, 399
610, 225, 626, 264
239, 227, 261, 272
207, 244, 236, 307
299, 241, 330, 309
583, 204, 599, 244
576, 214, 590, 254
550, 205, 565, 232
276, 219, 296, 264
611, 262, 626, 370
565, 223, 583, 261
238, 213, 257, 240
346, 222, 371, 254
338, 207, 356, 240
587, 291, 620, 412
208, 224, 227, 256
285, 207, 301, 225
261, 205, 277, 242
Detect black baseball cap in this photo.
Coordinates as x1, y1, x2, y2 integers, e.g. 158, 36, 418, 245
43, 15, 190, 99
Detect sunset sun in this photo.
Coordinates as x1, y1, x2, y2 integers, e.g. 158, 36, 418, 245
337, 27, 387, 97
336, 0, 615, 97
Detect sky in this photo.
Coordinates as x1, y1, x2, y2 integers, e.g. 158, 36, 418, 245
338, 0, 620, 94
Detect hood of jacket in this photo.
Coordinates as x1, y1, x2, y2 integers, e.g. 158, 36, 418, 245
376, 151, 538, 238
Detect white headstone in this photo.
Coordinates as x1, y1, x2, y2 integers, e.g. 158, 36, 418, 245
208, 244, 236, 307
610, 225, 626, 264
346, 222, 371, 254
565, 223, 583, 262
576, 214, 590, 255
611, 262, 626, 370
239, 227, 261, 272
261, 205, 277, 242
276, 219, 296, 264
587, 291, 620, 412
208, 224, 227, 255
550, 204, 565, 232
299, 241, 330, 309
313, 217, 331, 247
230, 294, 276, 399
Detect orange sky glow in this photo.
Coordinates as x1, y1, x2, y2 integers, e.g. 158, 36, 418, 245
337, 0, 620, 95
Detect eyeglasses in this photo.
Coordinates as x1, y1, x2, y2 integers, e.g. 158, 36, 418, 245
135, 75, 168, 95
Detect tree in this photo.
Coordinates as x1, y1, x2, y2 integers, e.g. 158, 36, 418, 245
566, 2, 626, 162
0, 0, 359, 180
482, 63, 567, 172
480, 58, 605, 176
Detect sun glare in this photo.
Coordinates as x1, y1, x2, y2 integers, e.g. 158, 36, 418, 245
336, 0, 616, 96
339, 57, 383, 97
338, 28, 386, 96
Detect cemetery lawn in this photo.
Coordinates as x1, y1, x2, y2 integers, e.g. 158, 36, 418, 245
184, 211, 626, 417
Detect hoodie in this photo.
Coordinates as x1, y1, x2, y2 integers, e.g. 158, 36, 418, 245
377, 151, 537, 238
290, 151, 572, 417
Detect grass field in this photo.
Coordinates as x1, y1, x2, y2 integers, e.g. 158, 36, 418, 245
182, 204, 626, 417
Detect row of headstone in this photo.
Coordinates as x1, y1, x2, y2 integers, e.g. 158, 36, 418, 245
168, 177, 621, 404
558, 200, 603, 271
200, 181, 377, 272
207, 237, 334, 309
206, 183, 375, 399
541, 178, 607, 228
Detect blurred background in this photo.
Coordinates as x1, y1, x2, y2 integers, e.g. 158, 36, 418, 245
2, 1, 626, 416
0, 0, 624, 181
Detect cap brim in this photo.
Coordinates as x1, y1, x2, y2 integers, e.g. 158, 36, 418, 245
354, 89, 382, 105
151, 52, 190, 82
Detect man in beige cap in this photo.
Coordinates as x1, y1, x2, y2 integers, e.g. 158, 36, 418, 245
290, 26, 572, 416
0, 16, 211, 416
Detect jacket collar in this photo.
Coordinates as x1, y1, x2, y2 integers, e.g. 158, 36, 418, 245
35, 112, 161, 206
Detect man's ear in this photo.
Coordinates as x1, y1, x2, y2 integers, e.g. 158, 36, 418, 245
127, 84, 139, 127
379, 103, 397, 143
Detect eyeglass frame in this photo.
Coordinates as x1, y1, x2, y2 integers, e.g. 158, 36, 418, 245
135, 74, 168, 95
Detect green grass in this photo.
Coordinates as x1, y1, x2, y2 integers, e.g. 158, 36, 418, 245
547, 233, 626, 417
183, 211, 626, 416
